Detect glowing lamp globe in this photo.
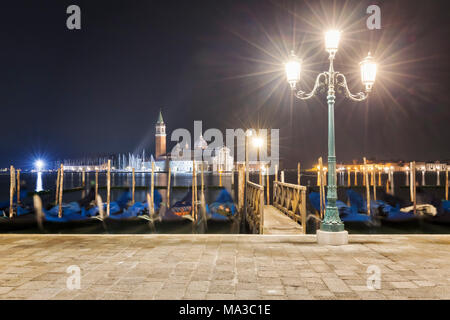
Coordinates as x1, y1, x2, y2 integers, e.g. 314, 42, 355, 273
360, 52, 377, 91
252, 136, 264, 149
285, 51, 301, 89
325, 30, 341, 53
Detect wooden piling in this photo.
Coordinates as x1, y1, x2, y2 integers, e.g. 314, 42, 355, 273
445, 167, 448, 201
266, 165, 270, 205
58, 164, 64, 218
55, 168, 61, 205
106, 160, 111, 216
192, 161, 196, 220
131, 168, 135, 205
347, 168, 351, 187
280, 171, 285, 183
378, 169, 381, 186
275, 164, 278, 182
167, 165, 171, 207
238, 165, 245, 211
354, 167, 358, 186
219, 169, 222, 187
82, 168, 86, 188
9, 166, 15, 218
412, 161, 416, 215
409, 164, 414, 202
318, 157, 323, 219
363, 158, 371, 216
16, 169, 21, 205
201, 162, 204, 194
373, 173, 377, 201
95, 169, 98, 200
151, 161, 155, 215
259, 167, 262, 186
297, 162, 301, 185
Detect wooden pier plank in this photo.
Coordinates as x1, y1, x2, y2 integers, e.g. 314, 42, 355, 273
263, 205, 303, 234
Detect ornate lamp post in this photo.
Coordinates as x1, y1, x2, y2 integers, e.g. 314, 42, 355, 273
285, 30, 377, 244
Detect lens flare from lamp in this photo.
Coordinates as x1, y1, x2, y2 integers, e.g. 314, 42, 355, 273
325, 30, 341, 53
285, 51, 301, 90
252, 137, 264, 148
360, 52, 377, 91
35, 159, 44, 171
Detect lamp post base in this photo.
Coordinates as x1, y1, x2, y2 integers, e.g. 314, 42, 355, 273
317, 230, 348, 246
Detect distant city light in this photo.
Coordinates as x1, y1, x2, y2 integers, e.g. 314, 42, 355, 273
35, 159, 45, 171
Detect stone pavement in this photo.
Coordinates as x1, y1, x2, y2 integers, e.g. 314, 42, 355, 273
0, 234, 449, 300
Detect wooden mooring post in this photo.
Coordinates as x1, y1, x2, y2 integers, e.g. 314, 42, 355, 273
318, 157, 324, 219
151, 161, 155, 216
411, 161, 417, 215
95, 168, 99, 200
82, 168, 86, 188
106, 160, 111, 216
167, 165, 171, 207
58, 164, 64, 218
16, 169, 21, 205
55, 168, 60, 205
363, 158, 371, 216
266, 165, 270, 205
347, 167, 351, 187
238, 165, 245, 211
297, 162, 301, 185
446, 167, 448, 201
131, 168, 135, 205
192, 161, 196, 221
9, 165, 15, 218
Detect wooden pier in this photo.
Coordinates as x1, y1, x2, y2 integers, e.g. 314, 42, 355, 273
245, 180, 307, 234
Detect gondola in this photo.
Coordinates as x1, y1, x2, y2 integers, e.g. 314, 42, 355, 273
35, 191, 132, 232
207, 188, 236, 221
0, 204, 35, 232
161, 189, 194, 222
346, 189, 421, 227
308, 191, 374, 229
102, 189, 163, 231
424, 200, 450, 225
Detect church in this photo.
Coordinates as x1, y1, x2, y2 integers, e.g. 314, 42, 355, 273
143, 110, 234, 173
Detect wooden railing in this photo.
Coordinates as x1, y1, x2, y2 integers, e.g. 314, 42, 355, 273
246, 181, 264, 234
272, 181, 307, 234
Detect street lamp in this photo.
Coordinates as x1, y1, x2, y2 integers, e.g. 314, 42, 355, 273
285, 30, 377, 244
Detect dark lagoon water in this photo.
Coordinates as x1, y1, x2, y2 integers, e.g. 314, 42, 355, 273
0, 170, 448, 234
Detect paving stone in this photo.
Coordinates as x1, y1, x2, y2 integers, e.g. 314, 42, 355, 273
0, 234, 448, 300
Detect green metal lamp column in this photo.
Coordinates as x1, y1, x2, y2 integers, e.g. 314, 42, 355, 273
321, 56, 344, 232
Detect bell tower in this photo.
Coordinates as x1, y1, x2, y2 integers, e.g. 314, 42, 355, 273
155, 109, 166, 160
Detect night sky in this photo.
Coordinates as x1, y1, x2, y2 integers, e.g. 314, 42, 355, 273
1, 0, 449, 169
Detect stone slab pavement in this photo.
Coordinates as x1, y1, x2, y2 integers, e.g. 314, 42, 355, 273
0, 234, 449, 300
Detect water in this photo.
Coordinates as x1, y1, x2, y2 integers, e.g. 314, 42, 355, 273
0, 170, 448, 234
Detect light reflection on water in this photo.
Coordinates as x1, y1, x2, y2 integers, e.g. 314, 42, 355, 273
35, 172, 43, 192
